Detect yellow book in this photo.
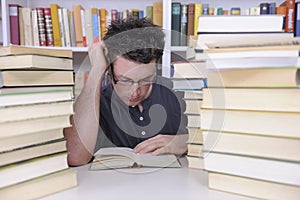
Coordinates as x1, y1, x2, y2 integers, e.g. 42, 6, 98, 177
50, 4, 62, 47
100, 9, 107, 39
194, 4, 202, 36
153, 2, 163, 27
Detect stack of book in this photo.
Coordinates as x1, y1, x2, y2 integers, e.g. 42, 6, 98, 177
170, 61, 207, 169
201, 43, 300, 199
0, 45, 77, 199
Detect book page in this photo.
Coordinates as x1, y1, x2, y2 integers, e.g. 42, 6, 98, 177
135, 153, 180, 168
93, 147, 135, 160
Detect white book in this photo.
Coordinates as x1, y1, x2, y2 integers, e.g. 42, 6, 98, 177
204, 152, 300, 186
57, 8, 66, 47
85, 8, 93, 47
63, 8, 71, 47
31, 10, 40, 46
21, 8, 33, 46
197, 15, 284, 33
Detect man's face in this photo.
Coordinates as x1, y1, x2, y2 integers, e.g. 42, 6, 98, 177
111, 56, 156, 107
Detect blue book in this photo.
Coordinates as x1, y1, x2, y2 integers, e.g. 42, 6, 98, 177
294, 1, 300, 37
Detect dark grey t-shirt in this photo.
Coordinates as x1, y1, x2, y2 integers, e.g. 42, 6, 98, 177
94, 76, 187, 152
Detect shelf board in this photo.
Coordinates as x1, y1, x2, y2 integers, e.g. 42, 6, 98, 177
17, 46, 89, 52
171, 46, 188, 51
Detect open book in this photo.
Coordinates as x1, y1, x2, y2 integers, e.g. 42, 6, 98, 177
89, 147, 181, 170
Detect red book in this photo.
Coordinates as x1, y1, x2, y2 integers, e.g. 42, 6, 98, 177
44, 8, 54, 46
9, 4, 21, 45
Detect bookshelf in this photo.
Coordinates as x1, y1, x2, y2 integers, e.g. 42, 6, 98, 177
0, 0, 287, 76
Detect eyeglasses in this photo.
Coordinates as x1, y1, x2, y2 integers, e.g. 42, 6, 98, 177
110, 65, 156, 87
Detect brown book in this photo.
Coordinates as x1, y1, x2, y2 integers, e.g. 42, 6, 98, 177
281, 0, 296, 32
153, 2, 163, 27
187, 4, 195, 36
72, 4, 84, 47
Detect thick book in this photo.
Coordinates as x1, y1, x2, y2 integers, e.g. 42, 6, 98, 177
0, 101, 73, 123
90, 147, 181, 170
0, 86, 73, 107
197, 15, 284, 33
196, 32, 294, 50
208, 172, 300, 200
0, 152, 68, 188
203, 130, 300, 162
0, 139, 66, 166
187, 143, 203, 157
0, 54, 72, 70
0, 115, 71, 139
171, 62, 207, 79
0, 45, 72, 58
0, 70, 74, 87
187, 114, 201, 128
187, 127, 203, 144
0, 128, 64, 152
0, 169, 77, 200
201, 108, 300, 138
202, 88, 300, 112
205, 152, 300, 186
186, 155, 204, 169
207, 67, 300, 88
184, 99, 202, 114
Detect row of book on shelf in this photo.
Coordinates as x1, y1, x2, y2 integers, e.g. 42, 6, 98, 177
171, 0, 296, 46
0, 45, 77, 199
171, 12, 300, 199
9, 2, 163, 48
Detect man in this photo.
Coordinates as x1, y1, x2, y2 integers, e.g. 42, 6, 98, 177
64, 18, 188, 166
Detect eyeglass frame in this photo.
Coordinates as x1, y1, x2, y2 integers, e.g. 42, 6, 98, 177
109, 63, 157, 87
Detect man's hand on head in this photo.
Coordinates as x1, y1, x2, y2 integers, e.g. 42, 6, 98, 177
133, 134, 188, 156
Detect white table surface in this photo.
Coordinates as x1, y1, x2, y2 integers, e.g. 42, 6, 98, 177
41, 157, 253, 200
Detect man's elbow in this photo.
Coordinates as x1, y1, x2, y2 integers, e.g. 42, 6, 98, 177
67, 153, 93, 167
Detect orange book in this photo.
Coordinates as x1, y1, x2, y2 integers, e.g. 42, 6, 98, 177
72, 4, 83, 47
153, 2, 162, 27
281, 0, 296, 32
100, 9, 107, 39
50, 4, 62, 47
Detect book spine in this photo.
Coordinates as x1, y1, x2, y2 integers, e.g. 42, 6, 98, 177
146, 6, 153, 21
57, 8, 66, 47
72, 5, 83, 47
285, 0, 296, 32
294, 1, 300, 36
70, 11, 76, 47
9, 4, 21, 45
80, 9, 87, 47
260, 3, 270, 14
180, 4, 188, 46
63, 8, 71, 47
92, 8, 100, 43
50, 4, 62, 47
153, 2, 163, 27
31, 9, 40, 46
111, 9, 118, 21
85, 9, 93, 47
187, 4, 195, 36
22, 8, 33, 46
18, 7, 25, 45
171, 2, 181, 46
36, 8, 47, 46
194, 4, 202, 36
100, 9, 107, 39
44, 8, 54, 46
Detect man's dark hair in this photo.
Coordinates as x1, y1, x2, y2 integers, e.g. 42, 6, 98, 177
103, 18, 165, 64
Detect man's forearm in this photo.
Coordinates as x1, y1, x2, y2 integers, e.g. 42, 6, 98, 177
64, 67, 105, 166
